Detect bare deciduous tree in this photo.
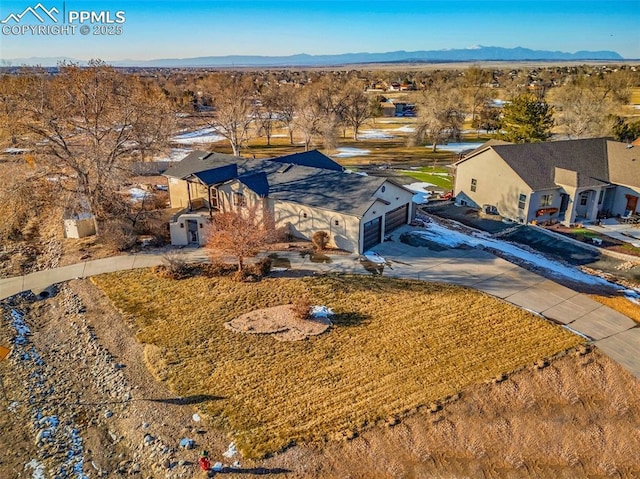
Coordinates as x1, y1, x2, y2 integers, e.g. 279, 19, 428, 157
341, 80, 370, 140
256, 82, 281, 146
273, 83, 298, 145
202, 74, 256, 156
17, 61, 175, 229
295, 88, 324, 151
554, 81, 615, 138
463, 66, 492, 131
415, 80, 465, 152
205, 205, 275, 272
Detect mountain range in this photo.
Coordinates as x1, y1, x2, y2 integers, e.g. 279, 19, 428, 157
2, 46, 625, 68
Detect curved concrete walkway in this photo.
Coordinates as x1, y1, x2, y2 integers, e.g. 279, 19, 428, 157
1, 232, 638, 378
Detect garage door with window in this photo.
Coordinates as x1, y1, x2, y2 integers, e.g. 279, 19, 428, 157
384, 204, 409, 233
363, 216, 382, 251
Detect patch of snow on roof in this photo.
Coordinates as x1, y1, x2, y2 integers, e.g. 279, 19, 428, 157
395, 126, 415, 133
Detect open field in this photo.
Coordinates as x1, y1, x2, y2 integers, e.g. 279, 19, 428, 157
94, 271, 582, 459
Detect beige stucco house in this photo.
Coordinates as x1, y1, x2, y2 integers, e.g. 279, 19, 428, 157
164, 150, 415, 253
454, 138, 640, 225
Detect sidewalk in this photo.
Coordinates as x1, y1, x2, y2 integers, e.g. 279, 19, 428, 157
1, 243, 639, 378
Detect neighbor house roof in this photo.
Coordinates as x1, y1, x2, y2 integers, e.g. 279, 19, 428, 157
270, 150, 344, 172
164, 150, 393, 217
459, 138, 640, 190
606, 141, 640, 188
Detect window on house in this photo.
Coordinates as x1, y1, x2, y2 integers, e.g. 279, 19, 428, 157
518, 194, 527, 210
598, 190, 604, 204
579, 192, 588, 206
540, 194, 553, 207
233, 192, 246, 207
470, 178, 477, 192
334, 220, 339, 226
302, 212, 307, 219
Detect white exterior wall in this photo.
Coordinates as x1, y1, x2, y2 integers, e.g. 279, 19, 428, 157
455, 150, 533, 223
63, 217, 96, 239
273, 199, 360, 252
169, 213, 210, 246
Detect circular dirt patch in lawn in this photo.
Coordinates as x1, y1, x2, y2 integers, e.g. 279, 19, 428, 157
225, 304, 332, 341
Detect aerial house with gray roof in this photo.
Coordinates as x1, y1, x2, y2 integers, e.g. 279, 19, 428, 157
454, 138, 640, 226
164, 150, 415, 253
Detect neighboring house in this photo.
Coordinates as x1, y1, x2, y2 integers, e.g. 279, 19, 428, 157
164, 150, 415, 253
454, 138, 640, 225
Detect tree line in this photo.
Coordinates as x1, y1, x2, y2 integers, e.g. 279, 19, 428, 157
0, 61, 638, 247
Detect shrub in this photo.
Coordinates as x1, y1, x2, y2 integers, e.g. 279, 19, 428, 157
100, 219, 137, 252
292, 296, 312, 320
312, 231, 330, 251
249, 258, 272, 277
158, 253, 192, 280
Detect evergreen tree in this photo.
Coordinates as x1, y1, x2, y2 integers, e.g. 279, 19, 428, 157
499, 94, 554, 143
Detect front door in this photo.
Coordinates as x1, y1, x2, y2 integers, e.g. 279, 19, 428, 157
625, 195, 638, 215
187, 220, 199, 245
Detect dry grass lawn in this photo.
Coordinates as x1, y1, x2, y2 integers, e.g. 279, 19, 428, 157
591, 295, 640, 324
93, 271, 582, 459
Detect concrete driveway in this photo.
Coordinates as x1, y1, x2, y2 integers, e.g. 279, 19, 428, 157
1, 230, 638, 378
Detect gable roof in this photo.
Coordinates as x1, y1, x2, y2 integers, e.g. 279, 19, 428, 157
270, 150, 344, 172
164, 151, 240, 180
460, 138, 640, 190
164, 150, 393, 217
606, 141, 640, 188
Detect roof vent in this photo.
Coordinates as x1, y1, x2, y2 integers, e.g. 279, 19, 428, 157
277, 163, 293, 173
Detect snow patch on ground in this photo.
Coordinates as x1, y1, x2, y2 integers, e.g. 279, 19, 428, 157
129, 187, 151, 201
425, 142, 485, 153
223, 442, 238, 458
409, 223, 619, 288
25, 459, 45, 479
310, 306, 334, 318
334, 147, 371, 158
357, 129, 395, 140
171, 128, 226, 145
624, 289, 640, 305
404, 182, 434, 204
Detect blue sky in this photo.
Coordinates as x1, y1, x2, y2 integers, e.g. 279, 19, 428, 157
1, 0, 639, 61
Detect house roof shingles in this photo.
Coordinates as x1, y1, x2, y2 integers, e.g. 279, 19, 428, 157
462, 138, 639, 191
164, 150, 389, 217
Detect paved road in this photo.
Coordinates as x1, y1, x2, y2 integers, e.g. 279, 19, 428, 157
1, 227, 638, 378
